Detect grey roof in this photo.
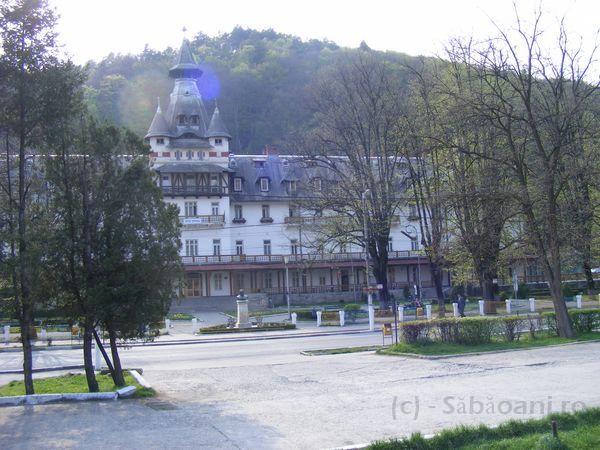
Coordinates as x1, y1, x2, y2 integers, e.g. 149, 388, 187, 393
155, 162, 233, 173
169, 39, 203, 79
206, 107, 231, 139
145, 103, 172, 139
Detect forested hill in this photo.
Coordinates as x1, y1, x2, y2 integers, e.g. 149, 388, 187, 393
84, 27, 419, 154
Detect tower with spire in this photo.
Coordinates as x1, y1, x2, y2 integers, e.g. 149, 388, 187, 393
145, 38, 231, 164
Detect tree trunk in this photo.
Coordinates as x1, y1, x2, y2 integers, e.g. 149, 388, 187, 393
372, 258, 390, 309
108, 328, 125, 387
82, 323, 99, 392
19, 314, 34, 395
429, 262, 446, 317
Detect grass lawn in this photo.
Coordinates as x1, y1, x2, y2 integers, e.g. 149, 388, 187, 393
378, 332, 600, 357
303, 345, 383, 356
370, 407, 600, 449
0, 372, 155, 398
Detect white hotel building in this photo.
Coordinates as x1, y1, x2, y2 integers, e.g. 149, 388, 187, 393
146, 39, 449, 303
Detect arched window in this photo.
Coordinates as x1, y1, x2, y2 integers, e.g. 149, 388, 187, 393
190, 115, 199, 125
177, 115, 186, 125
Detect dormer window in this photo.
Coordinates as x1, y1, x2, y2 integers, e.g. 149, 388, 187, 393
288, 180, 297, 194
156, 138, 164, 145
215, 138, 223, 146
260, 178, 269, 192
190, 115, 199, 125
234, 177, 242, 192
177, 115, 186, 125
313, 178, 322, 191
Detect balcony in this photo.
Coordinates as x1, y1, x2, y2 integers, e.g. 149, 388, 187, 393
284, 216, 327, 225
180, 215, 225, 229
182, 250, 416, 266
162, 186, 228, 197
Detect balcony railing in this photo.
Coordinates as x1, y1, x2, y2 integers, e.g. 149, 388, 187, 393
284, 215, 401, 225
162, 186, 228, 196
180, 215, 225, 228
182, 250, 419, 266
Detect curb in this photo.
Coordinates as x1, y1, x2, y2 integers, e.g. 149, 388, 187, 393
129, 370, 151, 389
376, 338, 600, 360
0, 364, 84, 375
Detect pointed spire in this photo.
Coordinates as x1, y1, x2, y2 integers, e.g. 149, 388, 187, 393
207, 104, 231, 139
169, 38, 203, 79
145, 98, 171, 139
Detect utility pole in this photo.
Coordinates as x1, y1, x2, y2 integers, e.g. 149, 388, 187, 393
362, 190, 375, 331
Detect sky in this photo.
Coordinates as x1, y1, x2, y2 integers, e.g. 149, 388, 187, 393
51, 0, 599, 64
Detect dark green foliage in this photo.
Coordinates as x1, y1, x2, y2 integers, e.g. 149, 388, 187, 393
535, 435, 568, 450
542, 309, 600, 336
399, 321, 432, 344
83, 28, 419, 153
199, 323, 295, 334
517, 283, 531, 299
500, 316, 524, 342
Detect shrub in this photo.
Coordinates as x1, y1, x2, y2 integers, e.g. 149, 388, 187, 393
569, 309, 600, 334
517, 283, 531, 299
431, 318, 460, 343
542, 312, 559, 336
343, 303, 362, 311
457, 317, 497, 344
399, 321, 431, 344
295, 311, 314, 321
562, 283, 579, 297
321, 312, 339, 321
499, 290, 510, 301
500, 316, 524, 342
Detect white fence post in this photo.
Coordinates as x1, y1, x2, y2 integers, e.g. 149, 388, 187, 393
478, 300, 485, 316
4, 325, 10, 344
40, 328, 47, 341
505, 299, 512, 315
598, 293, 600, 306
191, 318, 198, 334
398, 305, 404, 323
529, 298, 536, 313
316, 311, 322, 327
452, 303, 459, 317
291, 312, 297, 325
164, 318, 171, 334
576, 294, 582, 309
368, 305, 374, 331
426, 304, 432, 320
339, 310, 345, 327
93, 332, 102, 370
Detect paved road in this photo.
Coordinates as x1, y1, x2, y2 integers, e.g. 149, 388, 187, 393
1, 335, 599, 449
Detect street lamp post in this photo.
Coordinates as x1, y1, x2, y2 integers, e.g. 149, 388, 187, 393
405, 225, 422, 302
284, 255, 291, 320
362, 189, 375, 332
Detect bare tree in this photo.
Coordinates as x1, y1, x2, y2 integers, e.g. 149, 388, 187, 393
443, 9, 599, 337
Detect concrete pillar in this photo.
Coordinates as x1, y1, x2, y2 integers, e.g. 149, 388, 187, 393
576, 294, 582, 309
291, 312, 297, 325
478, 300, 485, 316
452, 302, 459, 317
236, 296, 251, 329
398, 305, 404, 322
426, 304, 432, 320
4, 325, 9, 344
93, 334, 102, 370
505, 299, 512, 315
191, 318, 198, 334
165, 318, 171, 334
368, 305, 375, 331
316, 310, 322, 327
339, 310, 345, 327
529, 297, 536, 313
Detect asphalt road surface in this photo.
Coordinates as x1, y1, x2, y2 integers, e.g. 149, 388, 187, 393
0, 333, 599, 449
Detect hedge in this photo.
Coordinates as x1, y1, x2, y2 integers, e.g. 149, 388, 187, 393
400, 315, 536, 345
542, 309, 600, 335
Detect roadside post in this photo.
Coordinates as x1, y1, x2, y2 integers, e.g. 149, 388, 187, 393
191, 318, 198, 334
165, 318, 171, 334
529, 298, 536, 313
452, 302, 459, 317
398, 305, 404, 322
505, 299, 512, 314
425, 304, 432, 320
478, 300, 485, 316
316, 310, 322, 327
576, 294, 582, 309
291, 312, 297, 325
339, 310, 345, 327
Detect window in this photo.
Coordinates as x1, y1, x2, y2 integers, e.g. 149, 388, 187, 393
262, 204, 270, 219
388, 237, 393, 252
411, 237, 418, 251
313, 178, 322, 191
314, 209, 323, 217
290, 239, 299, 255
288, 180, 297, 194
236, 240, 244, 255
288, 207, 297, 217
210, 175, 219, 192
177, 115, 186, 125
319, 275, 326, 286
184, 201, 197, 217
260, 177, 269, 192
236, 273, 245, 289
234, 177, 242, 192
175, 151, 182, 160
263, 272, 273, 289
234, 204, 243, 220
184, 274, 202, 297
213, 239, 221, 256
214, 273, 222, 290
186, 151, 193, 160
215, 138, 223, 145
211, 202, 219, 216
185, 239, 198, 256
156, 138, 164, 145
190, 115, 199, 125
263, 240, 271, 256
162, 175, 169, 181
292, 271, 300, 288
